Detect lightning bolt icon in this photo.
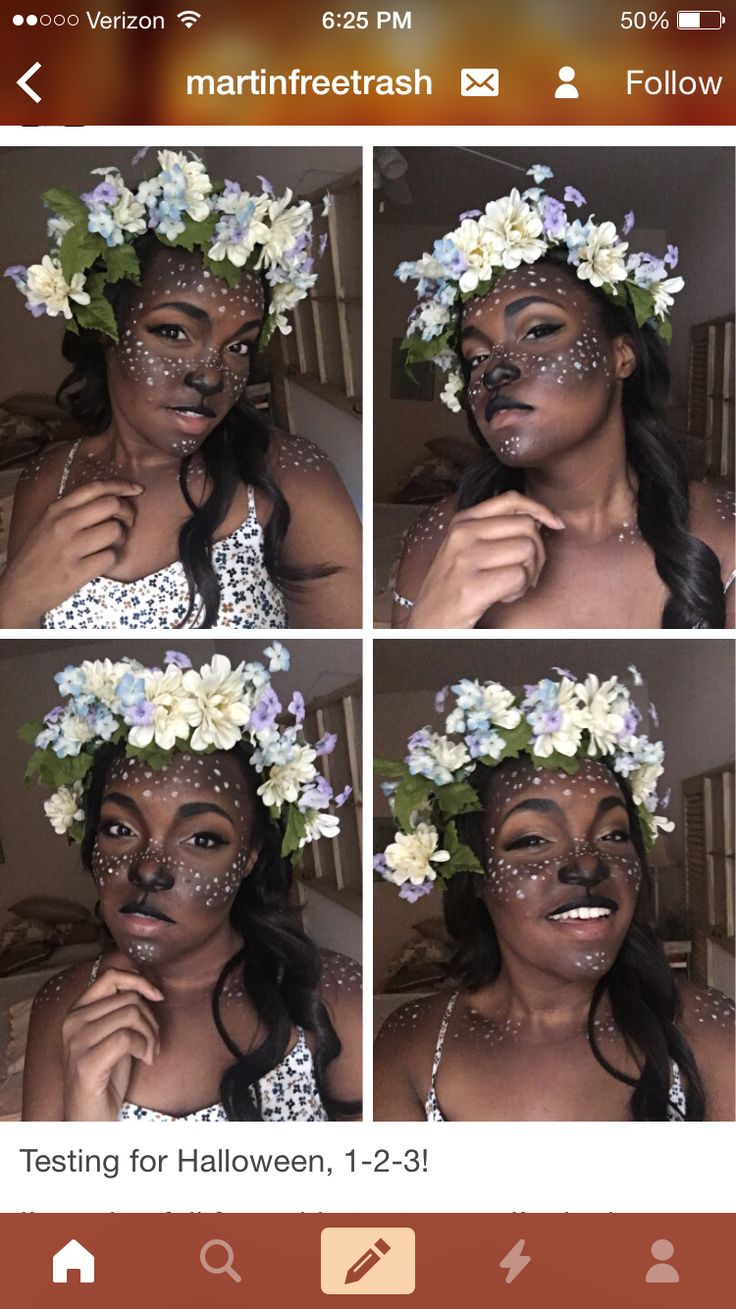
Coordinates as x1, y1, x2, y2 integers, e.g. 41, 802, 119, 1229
499, 1238, 531, 1284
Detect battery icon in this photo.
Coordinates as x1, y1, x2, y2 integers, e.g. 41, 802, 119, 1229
677, 10, 726, 27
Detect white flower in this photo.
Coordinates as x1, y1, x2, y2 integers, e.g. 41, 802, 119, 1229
156, 149, 212, 221
527, 677, 585, 758
628, 760, 665, 808
79, 659, 136, 710
408, 300, 451, 341
136, 176, 162, 207
298, 811, 340, 847
47, 214, 72, 244
58, 711, 96, 754
452, 679, 521, 729
479, 189, 546, 270
255, 192, 313, 270
181, 655, 253, 752
576, 675, 626, 755
651, 275, 684, 318
127, 665, 194, 751
257, 746, 318, 809
407, 733, 470, 785
527, 164, 554, 185
576, 221, 629, 288
440, 371, 464, 412
384, 822, 451, 887
264, 642, 290, 672
25, 256, 91, 320
112, 186, 147, 236
44, 781, 85, 836
445, 218, 500, 294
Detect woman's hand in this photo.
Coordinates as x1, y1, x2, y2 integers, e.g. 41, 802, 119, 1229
0, 479, 142, 627
61, 968, 163, 1122
406, 492, 565, 629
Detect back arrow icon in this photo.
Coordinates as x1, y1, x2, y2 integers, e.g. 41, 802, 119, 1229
17, 61, 42, 103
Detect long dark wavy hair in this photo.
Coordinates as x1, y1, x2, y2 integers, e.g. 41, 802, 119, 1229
56, 231, 336, 627
455, 258, 725, 629
445, 760, 706, 1121
81, 741, 360, 1121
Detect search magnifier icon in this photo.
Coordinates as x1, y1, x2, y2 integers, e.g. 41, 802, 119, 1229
200, 1239, 242, 1283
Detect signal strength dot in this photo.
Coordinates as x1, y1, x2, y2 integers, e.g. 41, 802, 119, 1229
177, 9, 201, 27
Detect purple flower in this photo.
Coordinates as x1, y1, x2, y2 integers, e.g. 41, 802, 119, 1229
125, 700, 155, 727
459, 208, 483, 220
541, 196, 567, 238
399, 881, 434, 903
408, 729, 432, 752
250, 686, 282, 731
563, 186, 586, 209
541, 709, 563, 732
257, 174, 274, 197
335, 785, 352, 808
28, 302, 47, 317
4, 264, 27, 286
662, 788, 671, 809
318, 233, 329, 257
435, 686, 449, 713
131, 147, 150, 166
164, 650, 192, 670
649, 702, 659, 727
223, 179, 241, 196
315, 732, 337, 757
289, 690, 305, 725
81, 181, 119, 208
43, 706, 64, 725
552, 666, 575, 680
622, 210, 635, 236
622, 706, 641, 735
665, 244, 679, 269
373, 853, 388, 874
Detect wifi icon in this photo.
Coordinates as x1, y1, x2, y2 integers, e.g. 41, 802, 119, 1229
177, 9, 201, 27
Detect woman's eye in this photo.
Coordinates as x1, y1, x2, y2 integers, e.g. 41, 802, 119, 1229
228, 340, 252, 358
600, 829, 632, 844
463, 352, 489, 371
100, 819, 135, 839
185, 831, 228, 850
504, 833, 551, 851
149, 323, 189, 342
523, 322, 563, 342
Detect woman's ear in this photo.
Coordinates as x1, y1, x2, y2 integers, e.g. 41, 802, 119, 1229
243, 845, 261, 878
613, 334, 637, 380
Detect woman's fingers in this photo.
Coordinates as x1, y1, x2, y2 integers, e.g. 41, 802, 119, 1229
76, 517, 131, 561
55, 480, 143, 511
65, 989, 161, 1036
453, 491, 565, 532
75, 1029, 156, 1086
72, 968, 164, 1010
67, 1004, 160, 1066
59, 492, 139, 535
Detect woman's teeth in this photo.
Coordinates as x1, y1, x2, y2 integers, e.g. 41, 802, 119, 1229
549, 906, 613, 921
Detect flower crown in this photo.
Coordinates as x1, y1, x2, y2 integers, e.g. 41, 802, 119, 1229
19, 645, 350, 860
4, 149, 329, 347
374, 667, 673, 902
395, 163, 684, 412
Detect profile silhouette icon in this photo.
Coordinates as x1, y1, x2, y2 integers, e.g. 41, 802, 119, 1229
645, 1239, 680, 1284
555, 66, 579, 99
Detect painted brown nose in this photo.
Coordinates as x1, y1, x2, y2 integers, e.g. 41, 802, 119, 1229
557, 856, 609, 889
128, 854, 174, 893
482, 361, 522, 390
185, 369, 224, 397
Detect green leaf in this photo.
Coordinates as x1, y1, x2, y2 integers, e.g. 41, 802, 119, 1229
373, 758, 408, 779
394, 773, 433, 831
42, 187, 88, 226
482, 717, 533, 767
281, 805, 307, 858
203, 253, 241, 288
125, 742, 171, 771
435, 781, 482, 817
657, 317, 672, 344
104, 243, 141, 284
624, 280, 655, 328
172, 213, 218, 253
18, 720, 44, 745
74, 293, 119, 340
442, 819, 483, 877
58, 223, 106, 283
534, 750, 579, 775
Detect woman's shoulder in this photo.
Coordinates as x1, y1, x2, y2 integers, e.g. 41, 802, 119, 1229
267, 428, 337, 487
689, 480, 735, 580
376, 990, 455, 1055
29, 956, 100, 1029
392, 496, 457, 623
677, 981, 735, 1119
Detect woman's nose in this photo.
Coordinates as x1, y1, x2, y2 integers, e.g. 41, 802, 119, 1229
557, 846, 609, 889
128, 849, 174, 893
185, 366, 224, 397
482, 360, 522, 391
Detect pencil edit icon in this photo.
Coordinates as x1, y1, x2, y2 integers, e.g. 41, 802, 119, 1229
321, 1228, 415, 1295
345, 1236, 391, 1284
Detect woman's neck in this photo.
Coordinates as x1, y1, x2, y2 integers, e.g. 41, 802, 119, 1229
101, 416, 187, 481
524, 422, 637, 544
136, 921, 243, 1004
479, 956, 603, 1043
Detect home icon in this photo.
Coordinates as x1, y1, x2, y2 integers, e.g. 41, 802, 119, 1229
52, 1238, 95, 1284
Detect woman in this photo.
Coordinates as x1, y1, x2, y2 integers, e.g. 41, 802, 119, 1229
391, 166, 734, 629
374, 671, 735, 1120
1, 151, 361, 628
21, 649, 362, 1121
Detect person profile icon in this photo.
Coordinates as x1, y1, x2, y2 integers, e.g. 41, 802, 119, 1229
645, 1239, 680, 1284
555, 66, 579, 99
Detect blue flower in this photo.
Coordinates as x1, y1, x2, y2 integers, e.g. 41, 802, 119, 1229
55, 665, 86, 699
87, 208, 124, 248
264, 641, 290, 672
527, 164, 554, 184
116, 672, 146, 708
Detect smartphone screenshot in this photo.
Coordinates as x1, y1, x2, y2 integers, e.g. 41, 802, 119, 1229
0, 2, 734, 1305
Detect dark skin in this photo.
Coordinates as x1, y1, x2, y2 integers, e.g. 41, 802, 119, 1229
375, 762, 735, 1121
23, 753, 362, 1121
1, 246, 361, 627
392, 263, 735, 629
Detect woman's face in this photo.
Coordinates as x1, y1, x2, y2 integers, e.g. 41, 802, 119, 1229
459, 264, 631, 466
481, 759, 642, 983
105, 247, 264, 457
91, 751, 257, 966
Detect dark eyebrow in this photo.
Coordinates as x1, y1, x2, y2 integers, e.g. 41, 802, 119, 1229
177, 801, 235, 824
149, 300, 210, 323
501, 794, 629, 822
504, 295, 561, 320
102, 791, 139, 813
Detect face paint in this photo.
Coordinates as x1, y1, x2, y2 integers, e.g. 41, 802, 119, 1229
92, 751, 254, 966
460, 264, 619, 467
480, 759, 641, 983
105, 247, 264, 459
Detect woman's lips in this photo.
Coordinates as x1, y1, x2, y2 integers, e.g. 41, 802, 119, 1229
117, 910, 174, 938
166, 409, 216, 436
545, 914, 618, 942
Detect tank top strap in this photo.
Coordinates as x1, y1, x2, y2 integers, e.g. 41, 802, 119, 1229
429, 991, 459, 1093
246, 484, 257, 519
88, 954, 103, 984
724, 567, 736, 596
57, 438, 83, 498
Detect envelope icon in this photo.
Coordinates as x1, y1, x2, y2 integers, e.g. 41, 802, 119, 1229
461, 67, 499, 96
